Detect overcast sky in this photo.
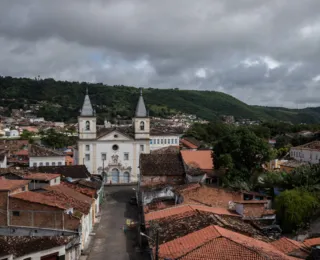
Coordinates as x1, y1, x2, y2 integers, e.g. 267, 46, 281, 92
1, 1, 320, 108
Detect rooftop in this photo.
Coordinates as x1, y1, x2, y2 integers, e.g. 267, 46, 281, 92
29, 165, 91, 179
180, 138, 198, 149
150, 146, 180, 154
294, 140, 320, 150
29, 145, 64, 157
304, 237, 320, 247
271, 237, 308, 257
140, 153, 185, 177
0, 179, 30, 191
23, 173, 60, 181
280, 160, 309, 168
145, 204, 239, 222
181, 150, 213, 170
61, 181, 96, 198
158, 225, 292, 260
0, 236, 73, 257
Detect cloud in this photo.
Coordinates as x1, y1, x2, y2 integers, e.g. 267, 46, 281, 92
0, 0, 320, 108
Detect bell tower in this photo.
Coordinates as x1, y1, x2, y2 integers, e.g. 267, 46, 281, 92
133, 88, 150, 139
78, 88, 96, 139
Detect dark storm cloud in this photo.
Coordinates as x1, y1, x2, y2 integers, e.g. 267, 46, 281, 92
0, 0, 320, 107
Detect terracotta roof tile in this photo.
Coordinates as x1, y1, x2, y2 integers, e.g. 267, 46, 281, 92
181, 150, 213, 170
23, 173, 60, 181
29, 165, 91, 179
45, 184, 94, 205
140, 153, 185, 176
151, 146, 180, 154
180, 139, 198, 149
158, 225, 293, 260
304, 237, 320, 247
0, 179, 30, 191
145, 204, 239, 222
61, 182, 96, 198
29, 145, 64, 157
10, 191, 67, 210
271, 237, 304, 254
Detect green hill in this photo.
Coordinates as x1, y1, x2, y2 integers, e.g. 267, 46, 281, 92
0, 76, 319, 124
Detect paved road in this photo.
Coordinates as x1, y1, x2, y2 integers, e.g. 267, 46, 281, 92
87, 186, 149, 260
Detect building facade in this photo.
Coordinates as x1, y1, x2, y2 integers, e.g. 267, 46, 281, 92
290, 141, 320, 164
77, 89, 183, 184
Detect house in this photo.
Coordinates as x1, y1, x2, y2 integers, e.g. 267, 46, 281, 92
150, 145, 180, 154
290, 141, 320, 164
0, 236, 81, 260
279, 160, 309, 173
29, 165, 91, 181
0, 183, 80, 234
139, 153, 185, 188
77, 89, 183, 183
44, 184, 95, 248
157, 225, 293, 260
9, 149, 29, 166
180, 150, 217, 183
29, 145, 66, 167
23, 173, 61, 190
271, 237, 310, 259
234, 200, 276, 220
180, 137, 201, 150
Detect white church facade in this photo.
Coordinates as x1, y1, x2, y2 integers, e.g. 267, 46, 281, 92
77, 89, 181, 183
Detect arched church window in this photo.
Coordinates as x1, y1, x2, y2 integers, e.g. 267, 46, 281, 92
140, 121, 145, 131
85, 121, 90, 131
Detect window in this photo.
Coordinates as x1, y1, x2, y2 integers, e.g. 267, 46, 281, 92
168, 139, 171, 144
39, 162, 43, 166
114, 134, 118, 138
150, 140, 153, 144
85, 145, 90, 151
85, 154, 90, 161
52, 162, 56, 166
175, 139, 178, 144
13, 211, 20, 216
54, 178, 57, 183
157, 139, 160, 144
154, 139, 156, 144
171, 138, 174, 144
161, 139, 163, 144
58, 162, 62, 166
140, 121, 145, 131
45, 162, 49, 166
85, 121, 90, 131
101, 153, 106, 160
112, 144, 119, 151
140, 145, 144, 152
33, 162, 37, 167
164, 139, 167, 144
124, 152, 129, 160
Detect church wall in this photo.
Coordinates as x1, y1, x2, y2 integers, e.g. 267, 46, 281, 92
78, 117, 96, 139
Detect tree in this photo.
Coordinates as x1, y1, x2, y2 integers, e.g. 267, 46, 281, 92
41, 129, 76, 148
275, 189, 319, 233
20, 130, 35, 144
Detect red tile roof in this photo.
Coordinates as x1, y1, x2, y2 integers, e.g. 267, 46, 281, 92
180, 139, 198, 149
181, 150, 213, 170
45, 184, 94, 205
10, 191, 67, 210
304, 237, 320, 247
23, 173, 60, 181
145, 204, 239, 222
271, 237, 305, 254
158, 225, 293, 260
61, 182, 96, 198
14, 149, 28, 156
0, 180, 30, 191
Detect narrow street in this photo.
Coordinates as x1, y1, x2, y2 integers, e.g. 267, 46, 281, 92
87, 186, 149, 260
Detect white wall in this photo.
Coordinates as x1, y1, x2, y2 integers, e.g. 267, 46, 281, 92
29, 156, 66, 167
78, 116, 96, 139
290, 148, 320, 164
149, 135, 180, 151
0, 155, 7, 168
235, 203, 244, 216
186, 173, 206, 183
79, 139, 149, 183
50, 176, 61, 186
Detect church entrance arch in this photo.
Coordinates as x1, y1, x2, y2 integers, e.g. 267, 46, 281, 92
123, 172, 130, 183
111, 168, 119, 183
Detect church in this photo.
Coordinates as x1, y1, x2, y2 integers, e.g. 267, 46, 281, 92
77, 89, 181, 183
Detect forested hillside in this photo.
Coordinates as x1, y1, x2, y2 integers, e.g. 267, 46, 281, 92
0, 76, 319, 123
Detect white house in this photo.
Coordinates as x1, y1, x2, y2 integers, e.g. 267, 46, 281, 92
290, 141, 320, 164
29, 144, 66, 167
77, 88, 183, 184
149, 134, 180, 151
